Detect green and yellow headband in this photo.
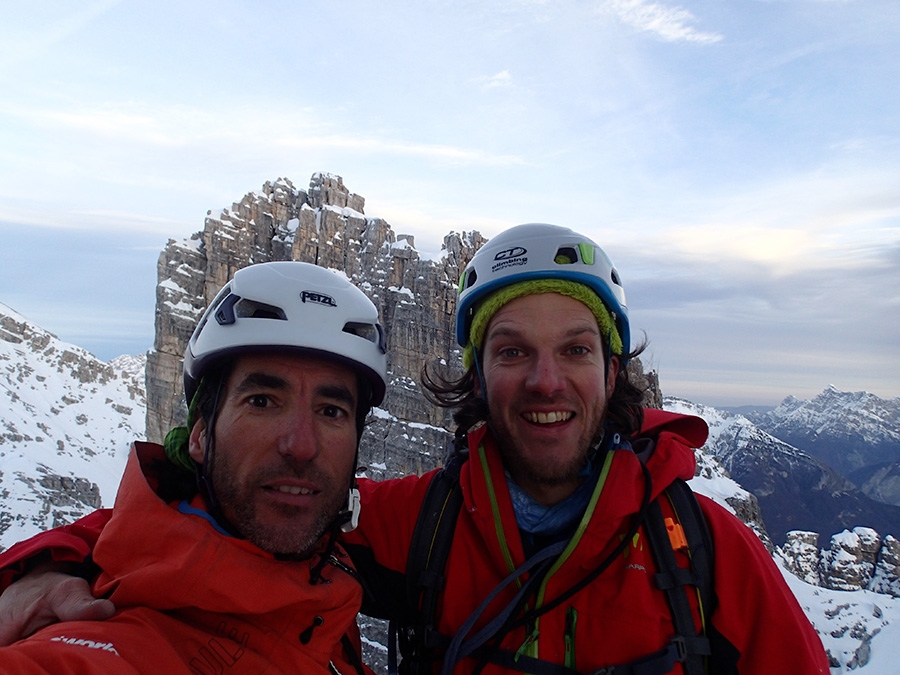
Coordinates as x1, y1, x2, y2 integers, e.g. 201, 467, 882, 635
462, 279, 623, 370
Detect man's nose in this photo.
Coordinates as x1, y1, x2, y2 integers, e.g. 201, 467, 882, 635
275, 412, 319, 461
524, 352, 566, 396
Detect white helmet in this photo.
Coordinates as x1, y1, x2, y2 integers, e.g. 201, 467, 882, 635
456, 223, 630, 355
184, 261, 387, 408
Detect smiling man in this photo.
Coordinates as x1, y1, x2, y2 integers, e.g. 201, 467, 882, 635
348, 223, 829, 674
190, 355, 360, 557
0, 261, 386, 674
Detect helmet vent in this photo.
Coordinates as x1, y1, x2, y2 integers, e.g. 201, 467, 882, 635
465, 269, 478, 289
343, 322, 387, 353
234, 299, 287, 321
554, 247, 579, 265
611, 269, 621, 287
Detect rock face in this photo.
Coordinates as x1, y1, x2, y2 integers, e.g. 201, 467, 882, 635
821, 527, 882, 591
781, 531, 822, 585
779, 528, 900, 597
871, 535, 900, 597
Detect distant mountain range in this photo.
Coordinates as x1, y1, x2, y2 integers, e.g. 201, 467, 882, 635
747, 387, 900, 509
668, 395, 900, 546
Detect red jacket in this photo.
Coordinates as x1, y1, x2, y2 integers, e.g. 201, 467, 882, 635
348, 409, 829, 674
0, 443, 369, 675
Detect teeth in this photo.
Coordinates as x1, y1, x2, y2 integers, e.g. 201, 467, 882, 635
523, 411, 572, 424
275, 485, 313, 496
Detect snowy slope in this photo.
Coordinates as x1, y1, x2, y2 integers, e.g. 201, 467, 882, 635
0, 302, 145, 551
785, 562, 900, 673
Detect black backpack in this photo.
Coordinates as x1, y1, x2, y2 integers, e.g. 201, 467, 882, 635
388, 449, 717, 675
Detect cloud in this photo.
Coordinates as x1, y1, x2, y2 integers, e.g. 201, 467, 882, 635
478, 70, 515, 90
284, 134, 527, 167
755, 0, 851, 4
601, 0, 723, 44
622, 234, 899, 405
596, 154, 900, 282
0, 205, 187, 234
0, 98, 527, 169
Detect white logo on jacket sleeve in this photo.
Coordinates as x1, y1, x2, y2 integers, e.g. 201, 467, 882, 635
51, 635, 121, 656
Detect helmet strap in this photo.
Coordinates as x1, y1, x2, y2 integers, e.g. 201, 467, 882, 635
471, 346, 485, 402
604, 332, 613, 383
336, 437, 363, 533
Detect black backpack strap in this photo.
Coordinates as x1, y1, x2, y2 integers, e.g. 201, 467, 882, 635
643, 479, 715, 675
389, 451, 466, 675
665, 479, 716, 626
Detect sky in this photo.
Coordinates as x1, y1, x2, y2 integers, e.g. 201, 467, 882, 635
1, 0, 898, 409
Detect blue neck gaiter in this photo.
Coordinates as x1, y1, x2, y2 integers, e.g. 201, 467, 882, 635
507, 432, 631, 546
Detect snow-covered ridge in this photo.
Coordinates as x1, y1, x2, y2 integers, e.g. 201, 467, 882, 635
764, 386, 900, 446
0, 302, 146, 551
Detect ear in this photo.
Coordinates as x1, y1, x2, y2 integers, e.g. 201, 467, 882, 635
188, 418, 208, 464
606, 356, 620, 399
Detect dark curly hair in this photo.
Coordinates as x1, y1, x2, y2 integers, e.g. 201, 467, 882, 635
422, 340, 648, 442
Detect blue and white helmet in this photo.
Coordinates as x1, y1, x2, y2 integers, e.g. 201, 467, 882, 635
183, 261, 387, 408
456, 223, 630, 356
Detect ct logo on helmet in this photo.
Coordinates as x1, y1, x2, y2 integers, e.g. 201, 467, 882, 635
491, 246, 529, 274
493, 246, 527, 261
300, 290, 337, 307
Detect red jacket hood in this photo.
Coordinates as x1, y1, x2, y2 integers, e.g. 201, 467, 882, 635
640, 408, 709, 448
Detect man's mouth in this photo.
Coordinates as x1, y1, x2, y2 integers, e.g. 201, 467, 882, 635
522, 411, 573, 424
271, 485, 316, 496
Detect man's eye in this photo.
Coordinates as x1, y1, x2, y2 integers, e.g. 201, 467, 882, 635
322, 404, 347, 419
568, 346, 589, 356
248, 394, 270, 408
500, 347, 521, 358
